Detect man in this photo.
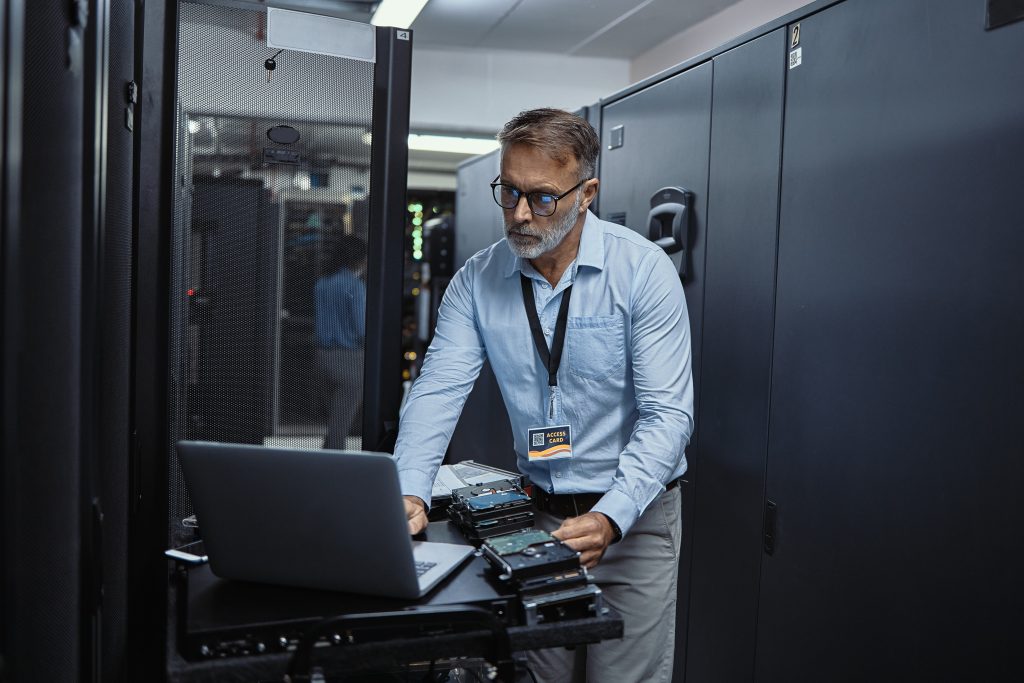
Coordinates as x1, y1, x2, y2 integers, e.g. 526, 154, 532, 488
394, 108, 693, 682
315, 235, 366, 449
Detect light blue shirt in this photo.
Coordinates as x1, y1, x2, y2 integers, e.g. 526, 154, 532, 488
394, 210, 693, 536
315, 268, 366, 350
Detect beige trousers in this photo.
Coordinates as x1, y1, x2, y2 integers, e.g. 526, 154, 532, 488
524, 485, 683, 683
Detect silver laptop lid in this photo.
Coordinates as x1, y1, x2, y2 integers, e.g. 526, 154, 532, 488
177, 441, 422, 597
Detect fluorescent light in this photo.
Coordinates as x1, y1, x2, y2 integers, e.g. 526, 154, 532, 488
408, 134, 499, 155
370, 0, 429, 29
362, 131, 500, 155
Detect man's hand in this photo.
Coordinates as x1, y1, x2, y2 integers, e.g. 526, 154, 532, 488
403, 495, 428, 535
551, 512, 616, 569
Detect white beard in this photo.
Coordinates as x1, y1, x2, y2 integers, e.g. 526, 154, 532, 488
504, 190, 583, 259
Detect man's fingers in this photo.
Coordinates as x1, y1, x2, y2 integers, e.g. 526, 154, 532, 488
408, 512, 427, 535
552, 527, 600, 553
406, 506, 427, 535
552, 513, 614, 568
559, 535, 588, 552
551, 516, 588, 541
403, 496, 428, 535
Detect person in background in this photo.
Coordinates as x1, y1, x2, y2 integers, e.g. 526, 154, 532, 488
315, 235, 366, 450
393, 108, 694, 683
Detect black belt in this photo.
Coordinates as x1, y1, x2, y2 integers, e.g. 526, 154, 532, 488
531, 478, 680, 518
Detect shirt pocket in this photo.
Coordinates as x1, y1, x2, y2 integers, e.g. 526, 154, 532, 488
566, 315, 626, 382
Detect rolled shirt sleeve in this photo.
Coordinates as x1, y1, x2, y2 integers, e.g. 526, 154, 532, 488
393, 265, 486, 507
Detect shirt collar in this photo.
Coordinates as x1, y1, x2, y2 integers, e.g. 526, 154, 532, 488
576, 210, 605, 271
504, 210, 605, 278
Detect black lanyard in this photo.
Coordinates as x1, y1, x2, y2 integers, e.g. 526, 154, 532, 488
520, 273, 573, 388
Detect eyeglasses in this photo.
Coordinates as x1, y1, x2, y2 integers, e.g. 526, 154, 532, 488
490, 175, 590, 217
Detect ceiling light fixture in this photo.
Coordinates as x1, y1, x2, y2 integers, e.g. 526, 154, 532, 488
362, 132, 499, 155
407, 134, 499, 155
370, 0, 430, 29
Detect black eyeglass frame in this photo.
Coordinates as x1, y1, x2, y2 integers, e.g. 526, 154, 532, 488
489, 175, 591, 217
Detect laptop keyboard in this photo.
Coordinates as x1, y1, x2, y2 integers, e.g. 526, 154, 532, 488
414, 561, 437, 578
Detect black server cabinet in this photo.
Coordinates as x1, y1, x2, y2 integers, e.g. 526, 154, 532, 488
89, 1, 137, 680
454, 150, 503, 267
186, 177, 274, 445
448, 150, 516, 471
685, 27, 786, 683
599, 62, 713, 420
2, 2, 87, 680
2, 0, 136, 680
598, 62, 713, 681
755, 0, 1024, 680
126, 2, 413, 677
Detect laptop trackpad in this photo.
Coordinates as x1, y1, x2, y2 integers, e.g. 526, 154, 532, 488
412, 541, 474, 592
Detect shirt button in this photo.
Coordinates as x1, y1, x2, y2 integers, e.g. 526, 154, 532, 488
541, 283, 550, 289
555, 472, 562, 478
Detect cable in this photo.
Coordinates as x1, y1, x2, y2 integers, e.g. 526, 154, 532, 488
524, 664, 540, 683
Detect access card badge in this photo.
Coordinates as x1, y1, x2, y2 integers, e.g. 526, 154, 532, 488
528, 425, 573, 461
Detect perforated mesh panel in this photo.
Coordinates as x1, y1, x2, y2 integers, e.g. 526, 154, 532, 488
168, 2, 374, 536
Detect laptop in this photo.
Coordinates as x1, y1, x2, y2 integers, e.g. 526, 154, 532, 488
176, 441, 474, 599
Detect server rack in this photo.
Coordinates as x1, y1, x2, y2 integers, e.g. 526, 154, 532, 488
755, 1, 1024, 679
448, 150, 516, 471
452, 0, 1024, 679
129, 2, 414, 679
590, 0, 1024, 680
2, 0, 139, 680
1, 2, 88, 679
682, 27, 786, 683
597, 64, 714, 681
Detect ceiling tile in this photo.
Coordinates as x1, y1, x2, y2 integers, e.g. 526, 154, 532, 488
412, 0, 524, 48
572, 0, 732, 58
412, 0, 743, 59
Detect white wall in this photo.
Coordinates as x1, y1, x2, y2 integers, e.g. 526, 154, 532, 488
409, 47, 631, 135
630, 0, 813, 83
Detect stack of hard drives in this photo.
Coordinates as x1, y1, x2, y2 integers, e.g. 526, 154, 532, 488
447, 479, 534, 541
480, 529, 604, 626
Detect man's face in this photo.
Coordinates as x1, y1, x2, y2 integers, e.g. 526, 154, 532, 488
499, 143, 585, 259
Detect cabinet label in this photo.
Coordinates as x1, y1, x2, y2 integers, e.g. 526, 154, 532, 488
789, 47, 802, 70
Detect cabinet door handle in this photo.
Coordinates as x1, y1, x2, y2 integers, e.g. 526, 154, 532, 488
646, 187, 693, 280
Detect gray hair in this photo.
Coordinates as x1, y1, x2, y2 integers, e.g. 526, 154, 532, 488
496, 108, 600, 181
